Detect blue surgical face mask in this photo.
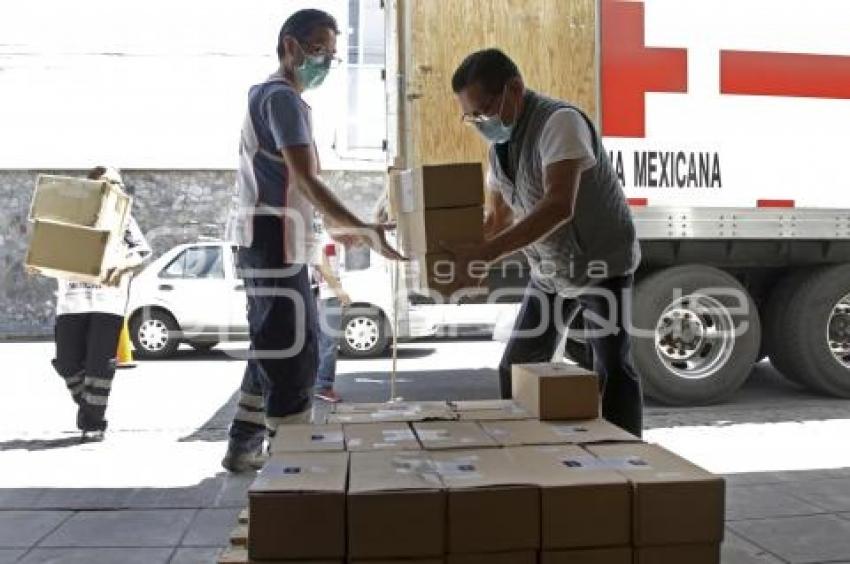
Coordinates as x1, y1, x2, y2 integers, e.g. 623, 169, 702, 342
474, 86, 516, 144
295, 43, 331, 90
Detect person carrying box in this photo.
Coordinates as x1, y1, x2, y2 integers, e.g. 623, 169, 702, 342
48, 166, 151, 440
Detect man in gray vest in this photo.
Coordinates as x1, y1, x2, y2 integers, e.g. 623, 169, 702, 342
449, 49, 643, 436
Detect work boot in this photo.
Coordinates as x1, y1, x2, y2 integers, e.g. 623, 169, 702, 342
76, 404, 108, 434
315, 387, 341, 403
221, 444, 267, 473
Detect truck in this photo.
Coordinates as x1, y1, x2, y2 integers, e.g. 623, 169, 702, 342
384, 0, 850, 405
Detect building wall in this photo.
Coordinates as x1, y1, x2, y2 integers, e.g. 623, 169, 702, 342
0, 169, 386, 338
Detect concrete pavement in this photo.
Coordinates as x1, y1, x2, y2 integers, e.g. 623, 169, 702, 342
1, 339, 849, 563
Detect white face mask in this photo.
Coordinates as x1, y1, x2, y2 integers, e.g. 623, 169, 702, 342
473, 85, 516, 144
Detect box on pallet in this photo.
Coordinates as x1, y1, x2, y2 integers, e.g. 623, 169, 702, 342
249, 452, 348, 560
268, 424, 345, 454
344, 422, 421, 451
541, 419, 641, 445
413, 421, 498, 450
512, 363, 600, 420
512, 445, 631, 549
585, 443, 725, 548
541, 547, 633, 564
327, 401, 455, 424
449, 399, 532, 421
447, 552, 537, 564
430, 448, 539, 554
348, 451, 445, 559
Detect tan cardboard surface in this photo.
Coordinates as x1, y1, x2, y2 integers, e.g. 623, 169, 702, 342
399, 163, 485, 211
30, 174, 130, 230
348, 451, 445, 558
510, 445, 631, 548
26, 221, 111, 282
328, 401, 455, 424
268, 424, 344, 454
344, 422, 421, 451
512, 363, 600, 420
635, 544, 721, 564
480, 420, 569, 446
249, 452, 347, 560
541, 547, 632, 564
336, 401, 451, 414
431, 448, 539, 553
413, 421, 498, 450
400, 206, 484, 255
447, 552, 536, 564
542, 419, 642, 445
451, 400, 532, 421
586, 443, 725, 546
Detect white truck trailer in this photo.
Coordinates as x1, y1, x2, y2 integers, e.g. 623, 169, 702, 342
387, 0, 850, 404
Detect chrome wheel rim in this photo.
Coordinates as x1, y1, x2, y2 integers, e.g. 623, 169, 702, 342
138, 319, 169, 352
654, 294, 736, 380
827, 294, 850, 368
344, 317, 380, 352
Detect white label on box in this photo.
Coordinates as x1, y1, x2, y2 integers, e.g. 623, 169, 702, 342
560, 456, 651, 471
382, 429, 416, 442
435, 459, 482, 480
551, 424, 591, 438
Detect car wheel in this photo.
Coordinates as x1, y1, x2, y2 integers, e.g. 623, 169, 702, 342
770, 264, 850, 397
340, 307, 390, 358
130, 308, 181, 359
632, 266, 761, 405
189, 341, 218, 352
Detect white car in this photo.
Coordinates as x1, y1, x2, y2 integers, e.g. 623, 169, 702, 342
126, 241, 520, 359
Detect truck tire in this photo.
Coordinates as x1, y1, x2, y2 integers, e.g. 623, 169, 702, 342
632, 266, 761, 405
771, 264, 850, 397
340, 306, 390, 358
130, 308, 181, 359
762, 270, 810, 386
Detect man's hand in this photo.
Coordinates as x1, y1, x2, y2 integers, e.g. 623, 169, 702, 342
330, 223, 406, 261
337, 290, 352, 307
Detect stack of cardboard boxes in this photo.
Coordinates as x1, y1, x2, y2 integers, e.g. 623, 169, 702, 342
223, 363, 724, 564
25, 174, 131, 282
391, 163, 486, 297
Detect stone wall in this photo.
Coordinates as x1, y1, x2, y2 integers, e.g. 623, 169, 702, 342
0, 169, 386, 338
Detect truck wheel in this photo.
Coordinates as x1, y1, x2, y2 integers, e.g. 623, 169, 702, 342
763, 270, 809, 386
340, 307, 390, 358
130, 308, 181, 359
772, 264, 850, 397
633, 266, 761, 405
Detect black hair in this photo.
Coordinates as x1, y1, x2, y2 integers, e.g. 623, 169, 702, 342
452, 48, 521, 96
277, 9, 339, 59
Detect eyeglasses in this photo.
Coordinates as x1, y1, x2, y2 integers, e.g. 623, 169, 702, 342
460, 91, 505, 124
300, 43, 343, 68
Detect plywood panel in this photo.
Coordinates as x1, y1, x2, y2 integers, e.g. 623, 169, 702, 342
405, 0, 597, 167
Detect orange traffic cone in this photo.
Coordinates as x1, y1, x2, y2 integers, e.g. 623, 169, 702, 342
116, 319, 136, 369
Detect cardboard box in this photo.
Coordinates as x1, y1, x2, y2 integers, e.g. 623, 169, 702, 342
348, 451, 445, 558
407, 252, 489, 299
25, 221, 113, 283
355, 560, 443, 564
585, 443, 725, 547
344, 422, 421, 451
431, 448, 539, 553
480, 419, 570, 447
249, 452, 348, 560
635, 544, 721, 564
541, 547, 632, 564
399, 206, 483, 255
447, 552, 536, 564
413, 421, 498, 450
450, 399, 533, 421
328, 401, 456, 424
268, 424, 344, 454
398, 163, 485, 212
542, 419, 642, 445
512, 445, 631, 549
512, 363, 600, 420
30, 174, 131, 230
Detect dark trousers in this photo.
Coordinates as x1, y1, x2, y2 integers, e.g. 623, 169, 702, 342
228, 247, 318, 451
52, 312, 124, 419
498, 276, 643, 437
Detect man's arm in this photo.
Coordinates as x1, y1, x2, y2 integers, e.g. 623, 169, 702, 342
479, 158, 582, 262
282, 145, 403, 260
